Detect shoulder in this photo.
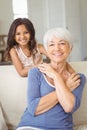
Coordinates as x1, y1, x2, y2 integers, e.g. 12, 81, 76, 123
10, 47, 16, 54
10, 46, 19, 58
28, 67, 42, 77
79, 73, 86, 80
72, 73, 86, 95
28, 67, 43, 82
79, 73, 86, 86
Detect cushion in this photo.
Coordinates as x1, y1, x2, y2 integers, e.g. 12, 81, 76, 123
74, 125, 87, 130
0, 105, 8, 130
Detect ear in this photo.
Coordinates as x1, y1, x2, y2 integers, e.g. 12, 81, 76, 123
70, 44, 73, 50
69, 44, 73, 53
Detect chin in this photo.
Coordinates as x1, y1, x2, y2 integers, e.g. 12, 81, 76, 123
52, 59, 65, 63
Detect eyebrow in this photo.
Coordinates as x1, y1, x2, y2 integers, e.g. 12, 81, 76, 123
58, 40, 66, 42
50, 39, 66, 43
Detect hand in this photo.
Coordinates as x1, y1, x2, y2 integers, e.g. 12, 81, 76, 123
66, 73, 80, 91
38, 63, 58, 79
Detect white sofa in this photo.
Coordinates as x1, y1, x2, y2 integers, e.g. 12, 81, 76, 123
0, 61, 87, 130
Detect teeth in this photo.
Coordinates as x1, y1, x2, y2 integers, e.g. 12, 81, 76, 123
54, 53, 62, 56
20, 40, 26, 43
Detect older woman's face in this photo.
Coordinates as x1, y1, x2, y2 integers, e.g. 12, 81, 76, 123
46, 37, 71, 63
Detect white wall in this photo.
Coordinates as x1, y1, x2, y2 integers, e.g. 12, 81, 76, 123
45, 0, 65, 28
65, 0, 83, 61
80, 0, 87, 60
0, 0, 13, 34
27, 0, 67, 42
0, 0, 87, 61
27, 0, 45, 43
27, 0, 85, 61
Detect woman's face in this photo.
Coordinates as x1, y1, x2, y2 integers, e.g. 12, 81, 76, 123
46, 37, 71, 63
15, 24, 30, 46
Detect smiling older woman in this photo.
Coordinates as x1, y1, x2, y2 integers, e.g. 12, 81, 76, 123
16, 28, 86, 130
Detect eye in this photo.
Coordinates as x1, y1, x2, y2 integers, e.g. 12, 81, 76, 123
59, 42, 66, 45
61, 42, 65, 45
16, 32, 20, 35
49, 43, 54, 46
49, 41, 55, 46
24, 31, 29, 34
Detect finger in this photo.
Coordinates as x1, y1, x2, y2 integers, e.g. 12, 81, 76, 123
70, 73, 80, 79
72, 75, 80, 82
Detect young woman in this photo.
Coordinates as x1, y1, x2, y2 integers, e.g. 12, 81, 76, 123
4, 18, 48, 77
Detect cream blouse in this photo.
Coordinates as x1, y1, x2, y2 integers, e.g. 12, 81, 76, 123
14, 46, 43, 67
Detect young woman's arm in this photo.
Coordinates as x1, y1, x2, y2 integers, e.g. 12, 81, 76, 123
10, 48, 30, 77
38, 44, 48, 56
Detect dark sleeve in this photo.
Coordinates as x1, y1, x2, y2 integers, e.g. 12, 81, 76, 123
72, 73, 86, 113
27, 68, 41, 116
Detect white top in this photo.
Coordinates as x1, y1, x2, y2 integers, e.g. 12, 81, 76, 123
16, 126, 42, 130
14, 46, 43, 67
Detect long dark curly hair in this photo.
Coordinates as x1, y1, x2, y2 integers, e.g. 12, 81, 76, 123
4, 18, 37, 61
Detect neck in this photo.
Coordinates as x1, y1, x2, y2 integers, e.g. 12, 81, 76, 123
50, 61, 67, 73
19, 44, 29, 49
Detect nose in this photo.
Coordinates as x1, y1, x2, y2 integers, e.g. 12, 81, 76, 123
20, 33, 25, 38
55, 44, 61, 50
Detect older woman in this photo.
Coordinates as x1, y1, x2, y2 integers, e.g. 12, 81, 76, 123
16, 28, 86, 130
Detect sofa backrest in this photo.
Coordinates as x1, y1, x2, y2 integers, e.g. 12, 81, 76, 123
0, 61, 87, 129
70, 61, 87, 126
0, 65, 27, 129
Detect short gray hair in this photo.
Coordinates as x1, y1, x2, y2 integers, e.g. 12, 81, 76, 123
43, 28, 73, 50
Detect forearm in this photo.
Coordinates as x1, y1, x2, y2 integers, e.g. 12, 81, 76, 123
16, 66, 34, 77
54, 75, 75, 113
15, 67, 29, 77
35, 91, 58, 115
10, 48, 33, 77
